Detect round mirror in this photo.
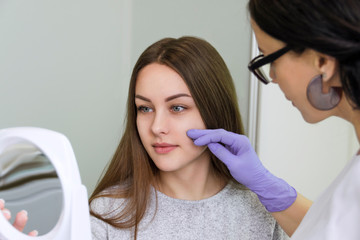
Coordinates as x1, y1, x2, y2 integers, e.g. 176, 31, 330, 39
0, 141, 63, 236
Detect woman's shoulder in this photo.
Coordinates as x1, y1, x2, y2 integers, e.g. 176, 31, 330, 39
226, 180, 257, 199
224, 181, 270, 212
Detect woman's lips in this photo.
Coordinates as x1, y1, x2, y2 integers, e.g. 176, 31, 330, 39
153, 143, 177, 154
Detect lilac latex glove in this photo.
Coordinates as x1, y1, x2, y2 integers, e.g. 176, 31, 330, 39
187, 128, 297, 212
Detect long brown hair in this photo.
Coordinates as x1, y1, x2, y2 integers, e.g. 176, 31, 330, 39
89, 36, 244, 238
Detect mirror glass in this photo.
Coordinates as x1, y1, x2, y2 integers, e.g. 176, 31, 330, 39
0, 141, 63, 236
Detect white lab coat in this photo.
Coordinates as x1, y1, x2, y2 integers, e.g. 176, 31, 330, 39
291, 154, 360, 239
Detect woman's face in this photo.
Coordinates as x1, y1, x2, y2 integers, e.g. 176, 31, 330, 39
251, 19, 334, 123
135, 63, 209, 174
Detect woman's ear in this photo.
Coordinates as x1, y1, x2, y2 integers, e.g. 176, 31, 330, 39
316, 52, 339, 85
307, 52, 342, 110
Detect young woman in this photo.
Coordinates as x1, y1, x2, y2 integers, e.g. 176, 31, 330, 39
89, 36, 288, 239
188, 1, 360, 239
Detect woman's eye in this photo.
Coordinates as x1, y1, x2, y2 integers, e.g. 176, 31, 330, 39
137, 106, 153, 113
171, 105, 185, 112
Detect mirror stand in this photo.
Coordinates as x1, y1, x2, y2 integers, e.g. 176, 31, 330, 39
0, 127, 91, 240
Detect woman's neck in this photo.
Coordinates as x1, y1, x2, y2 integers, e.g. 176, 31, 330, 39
335, 96, 360, 150
155, 159, 226, 201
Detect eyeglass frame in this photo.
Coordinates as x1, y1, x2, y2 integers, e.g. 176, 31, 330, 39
248, 46, 291, 84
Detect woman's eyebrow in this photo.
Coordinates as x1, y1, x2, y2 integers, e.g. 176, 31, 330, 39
135, 95, 150, 102
165, 93, 191, 102
135, 93, 191, 102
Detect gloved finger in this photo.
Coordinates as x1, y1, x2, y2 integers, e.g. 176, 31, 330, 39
193, 130, 246, 148
187, 129, 214, 140
207, 143, 235, 166
188, 129, 229, 145
13, 210, 28, 232
188, 128, 239, 143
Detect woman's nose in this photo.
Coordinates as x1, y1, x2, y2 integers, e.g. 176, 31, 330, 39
151, 111, 169, 135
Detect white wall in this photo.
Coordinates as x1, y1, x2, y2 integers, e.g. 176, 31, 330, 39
256, 83, 358, 200
0, 0, 127, 195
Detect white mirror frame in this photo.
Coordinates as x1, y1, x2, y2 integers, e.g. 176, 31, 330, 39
0, 127, 91, 240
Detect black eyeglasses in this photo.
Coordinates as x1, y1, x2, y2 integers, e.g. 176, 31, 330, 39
248, 46, 291, 84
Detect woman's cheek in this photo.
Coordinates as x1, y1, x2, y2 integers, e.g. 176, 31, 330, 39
182, 121, 206, 144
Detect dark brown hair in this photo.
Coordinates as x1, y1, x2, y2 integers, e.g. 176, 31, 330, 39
248, 0, 360, 108
89, 36, 244, 238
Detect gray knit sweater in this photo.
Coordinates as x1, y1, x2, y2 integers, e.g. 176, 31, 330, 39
90, 181, 289, 240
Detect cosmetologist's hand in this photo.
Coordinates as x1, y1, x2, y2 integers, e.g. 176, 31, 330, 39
0, 199, 38, 237
187, 128, 297, 212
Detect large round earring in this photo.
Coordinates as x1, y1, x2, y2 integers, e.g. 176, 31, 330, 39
306, 74, 342, 110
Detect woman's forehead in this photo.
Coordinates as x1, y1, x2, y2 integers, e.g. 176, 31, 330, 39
135, 63, 191, 98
